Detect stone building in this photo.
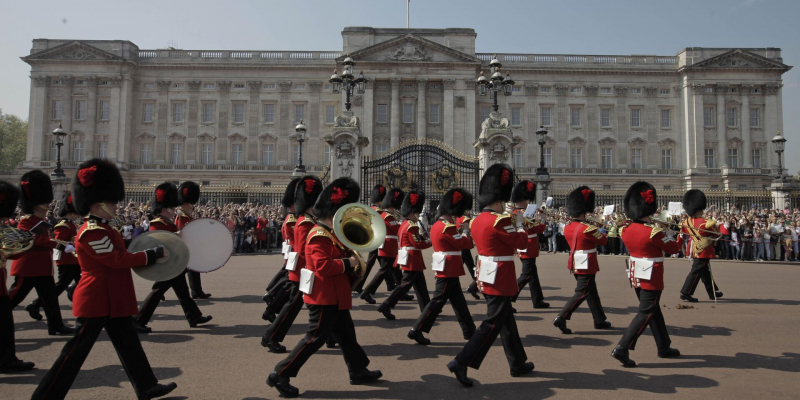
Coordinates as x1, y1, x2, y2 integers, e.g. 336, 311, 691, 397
20, 27, 791, 190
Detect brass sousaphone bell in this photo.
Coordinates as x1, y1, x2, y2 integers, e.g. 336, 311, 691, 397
332, 203, 387, 288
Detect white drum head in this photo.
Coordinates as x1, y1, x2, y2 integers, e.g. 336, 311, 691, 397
181, 218, 234, 273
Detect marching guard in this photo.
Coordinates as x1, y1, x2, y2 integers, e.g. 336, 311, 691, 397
408, 187, 476, 345
352, 184, 386, 294
455, 213, 480, 300
360, 188, 406, 304
263, 178, 300, 321
268, 177, 382, 398
612, 181, 682, 367
552, 186, 611, 334
446, 164, 533, 387
511, 181, 549, 309
134, 182, 212, 333
176, 181, 211, 299
32, 159, 177, 400
680, 189, 723, 302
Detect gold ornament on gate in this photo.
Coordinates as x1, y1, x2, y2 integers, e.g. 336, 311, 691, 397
432, 166, 459, 193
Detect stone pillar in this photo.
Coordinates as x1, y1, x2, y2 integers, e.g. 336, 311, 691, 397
585, 85, 599, 167
555, 85, 569, 167
740, 84, 753, 168
307, 82, 322, 165
390, 78, 401, 148
154, 80, 170, 163
116, 76, 133, 163
464, 79, 477, 155
524, 84, 539, 168
474, 113, 521, 172
644, 86, 659, 168
217, 81, 231, 163
673, 86, 684, 170
187, 81, 201, 164
614, 86, 629, 167
443, 79, 455, 146
84, 77, 97, 159
764, 84, 779, 168
716, 83, 728, 168
27, 76, 49, 162
416, 78, 427, 140
247, 81, 262, 164
277, 81, 292, 165
771, 180, 797, 211
534, 174, 553, 206
61, 76, 74, 158
362, 80, 374, 156
690, 83, 705, 169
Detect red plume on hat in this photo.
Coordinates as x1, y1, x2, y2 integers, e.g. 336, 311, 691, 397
178, 181, 200, 205
313, 177, 360, 220
382, 188, 405, 209
511, 180, 537, 203
409, 193, 419, 206
156, 188, 166, 203
57, 191, 76, 217
477, 163, 514, 209
401, 190, 425, 218
581, 189, 592, 203
624, 181, 658, 220
331, 187, 348, 205
294, 175, 323, 213
78, 165, 97, 187
436, 187, 472, 219
304, 179, 316, 194
566, 186, 595, 217
71, 159, 125, 216
18, 170, 53, 214
452, 191, 463, 205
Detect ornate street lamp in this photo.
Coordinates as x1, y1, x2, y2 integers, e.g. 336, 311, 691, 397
536, 125, 549, 176
476, 55, 515, 112
772, 131, 786, 181
51, 123, 67, 178
329, 54, 367, 111
294, 119, 307, 175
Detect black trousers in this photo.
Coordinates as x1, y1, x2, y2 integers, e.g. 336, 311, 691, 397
32, 264, 80, 308
413, 277, 475, 337
352, 250, 379, 293
462, 249, 478, 292
455, 294, 527, 370
32, 316, 158, 400
514, 258, 544, 305
558, 274, 607, 324
187, 270, 205, 296
263, 281, 304, 343
274, 305, 369, 378
266, 267, 288, 293
618, 289, 671, 351
381, 270, 430, 312
0, 295, 20, 368
363, 257, 397, 296
136, 271, 202, 325
9, 276, 65, 330
680, 258, 720, 298
265, 280, 292, 317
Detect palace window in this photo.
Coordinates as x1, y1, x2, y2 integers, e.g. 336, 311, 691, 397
703, 87, 714, 93
480, 106, 491, 122
170, 143, 182, 165
72, 141, 84, 161
294, 104, 305, 123
630, 148, 642, 169
753, 149, 761, 168
262, 144, 274, 165
570, 107, 582, 127
540, 107, 552, 126
294, 84, 305, 90
74, 100, 87, 120
660, 89, 671, 95
750, 108, 760, 127
540, 87, 551, 93
52, 100, 62, 120
600, 108, 611, 127
570, 87, 582, 93
203, 103, 214, 123
513, 147, 522, 167
140, 143, 152, 163
173, 83, 185, 89
326, 105, 336, 124
324, 145, 331, 164
203, 83, 215, 89
630, 88, 642, 94
293, 145, 300, 164
660, 109, 671, 128
142, 103, 154, 123
264, 83, 276, 90
234, 83, 245, 89
234, 104, 245, 124
99, 100, 110, 121
201, 144, 213, 165
231, 144, 243, 165
727, 108, 738, 127
570, 148, 582, 168
728, 148, 739, 168
704, 149, 715, 168
703, 107, 715, 127
376, 143, 388, 156
402, 103, 413, 123
377, 104, 388, 124
429, 104, 440, 124
49, 141, 57, 161
661, 149, 672, 169
96, 142, 108, 159
511, 107, 521, 126
263, 104, 274, 123
630, 108, 641, 127
173, 102, 184, 123
600, 88, 611, 94
543, 147, 552, 168
601, 148, 613, 168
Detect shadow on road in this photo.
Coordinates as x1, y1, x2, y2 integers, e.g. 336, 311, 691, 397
0, 366, 182, 389
641, 352, 800, 372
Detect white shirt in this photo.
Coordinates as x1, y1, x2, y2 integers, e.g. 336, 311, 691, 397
121, 225, 133, 239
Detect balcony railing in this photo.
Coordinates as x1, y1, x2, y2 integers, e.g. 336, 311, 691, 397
23, 161, 325, 173
477, 53, 678, 66
137, 50, 342, 61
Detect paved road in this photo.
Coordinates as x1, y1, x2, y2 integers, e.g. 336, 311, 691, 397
3, 253, 799, 399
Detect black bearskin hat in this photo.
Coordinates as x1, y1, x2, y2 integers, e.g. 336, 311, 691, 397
0, 180, 20, 219
151, 182, 180, 215
566, 186, 595, 217
178, 181, 200, 205
370, 184, 387, 205
401, 190, 425, 218
624, 181, 658, 221
382, 188, 405, 210
477, 163, 514, 209
281, 178, 301, 209
511, 180, 537, 203
294, 175, 323, 214
436, 187, 472, 219
683, 189, 707, 217
19, 170, 53, 214
313, 177, 360, 220
57, 192, 77, 217
72, 159, 126, 216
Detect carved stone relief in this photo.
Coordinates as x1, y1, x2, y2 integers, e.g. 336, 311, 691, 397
455, 96, 465, 108
386, 42, 433, 61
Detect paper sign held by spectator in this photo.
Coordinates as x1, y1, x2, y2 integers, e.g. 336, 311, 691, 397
524, 204, 539, 218
668, 202, 683, 216
546, 197, 553, 207
603, 205, 615, 216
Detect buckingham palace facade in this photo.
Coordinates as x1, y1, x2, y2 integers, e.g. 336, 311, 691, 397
20, 26, 791, 190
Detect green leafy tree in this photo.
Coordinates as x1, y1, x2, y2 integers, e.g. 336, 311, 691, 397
0, 109, 28, 173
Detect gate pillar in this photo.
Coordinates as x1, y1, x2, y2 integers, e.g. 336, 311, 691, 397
474, 112, 523, 173
324, 111, 369, 186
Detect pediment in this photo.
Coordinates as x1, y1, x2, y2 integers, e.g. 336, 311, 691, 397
346, 34, 480, 64
137, 131, 156, 140
228, 132, 247, 141
628, 137, 647, 147
168, 132, 186, 140
597, 136, 617, 146
198, 133, 217, 141
689, 49, 789, 70
22, 41, 123, 62
658, 138, 677, 147
258, 132, 278, 142
727, 137, 743, 148
567, 136, 587, 146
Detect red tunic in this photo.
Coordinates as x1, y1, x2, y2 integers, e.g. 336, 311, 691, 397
282, 213, 296, 248
150, 217, 178, 233
175, 211, 193, 230
518, 219, 546, 259
256, 218, 268, 241
431, 219, 473, 278
621, 222, 683, 291
564, 221, 607, 275
290, 214, 315, 283
10, 215, 57, 277
378, 211, 400, 258
472, 211, 528, 296
54, 219, 78, 266
455, 215, 471, 231
681, 217, 718, 259
72, 217, 149, 318
395, 220, 432, 271
303, 225, 352, 310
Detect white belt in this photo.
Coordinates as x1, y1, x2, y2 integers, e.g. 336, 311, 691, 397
573, 249, 597, 255
630, 256, 664, 263
478, 255, 515, 262
434, 251, 461, 256
527, 234, 538, 238
385, 235, 399, 240
400, 246, 419, 251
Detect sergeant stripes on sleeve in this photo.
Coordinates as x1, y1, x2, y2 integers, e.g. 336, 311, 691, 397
88, 236, 114, 254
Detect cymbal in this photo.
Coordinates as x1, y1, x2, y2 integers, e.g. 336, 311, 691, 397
129, 230, 189, 282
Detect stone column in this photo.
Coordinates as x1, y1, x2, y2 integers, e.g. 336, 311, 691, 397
524, 84, 539, 168
443, 79, 455, 146
585, 85, 599, 167
390, 78, 401, 148
61, 76, 74, 157
740, 84, 753, 168
416, 78, 428, 140
116, 76, 133, 163
154, 80, 171, 163
187, 81, 201, 164
716, 83, 728, 168
217, 81, 231, 163
277, 81, 292, 165
85, 77, 98, 159
247, 81, 262, 164
614, 86, 628, 167
644, 86, 659, 168
690, 83, 706, 169
464, 79, 477, 154
27, 76, 49, 162
555, 85, 569, 167
764, 84, 781, 168
307, 82, 322, 165
673, 86, 684, 170
362, 80, 374, 156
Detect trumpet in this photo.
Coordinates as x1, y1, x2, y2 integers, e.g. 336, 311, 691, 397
332, 203, 387, 289
612, 212, 631, 228
651, 211, 722, 240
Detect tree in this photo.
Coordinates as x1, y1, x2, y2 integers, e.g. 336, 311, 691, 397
0, 109, 28, 173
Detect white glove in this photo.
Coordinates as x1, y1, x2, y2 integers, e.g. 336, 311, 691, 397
461, 225, 470, 236
64, 244, 76, 253
514, 211, 525, 227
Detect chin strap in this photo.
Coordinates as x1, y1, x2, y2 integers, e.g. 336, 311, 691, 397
99, 203, 119, 220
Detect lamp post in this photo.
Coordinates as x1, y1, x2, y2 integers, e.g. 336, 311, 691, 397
535, 125, 549, 176
476, 55, 515, 112
51, 123, 67, 179
772, 131, 787, 181
329, 54, 367, 111
293, 120, 307, 175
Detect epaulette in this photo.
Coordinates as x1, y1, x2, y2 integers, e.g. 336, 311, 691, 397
151, 217, 165, 225
20, 214, 31, 220
704, 219, 717, 229
54, 220, 69, 230
307, 226, 344, 249
286, 214, 297, 224
442, 221, 457, 233
383, 213, 395, 221
581, 222, 598, 233
462, 216, 471, 224
492, 212, 512, 227
407, 221, 419, 229
78, 219, 108, 240
644, 223, 664, 239
298, 218, 315, 226
619, 225, 627, 236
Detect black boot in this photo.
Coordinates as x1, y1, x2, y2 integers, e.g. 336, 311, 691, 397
680, 293, 698, 303
407, 329, 431, 345
360, 293, 376, 305
611, 345, 636, 368
552, 316, 572, 334
139, 382, 177, 400
0, 359, 35, 374
24, 303, 42, 321
533, 301, 550, 309
134, 323, 152, 334
710, 291, 723, 299
400, 294, 415, 301
467, 285, 480, 300
192, 292, 212, 299
349, 369, 382, 384
262, 308, 276, 322
510, 361, 535, 377
463, 330, 475, 340
261, 338, 286, 353
447, 359, 473, 387
48, 325, 75, 336
267, 372, 299, 398
657, 347, 681, 358
189, 315, 212, 327
594, 321, 612, 329
326, 337, 338, 349
262, 293, 272, 304
377, 305, 395, 321
66, 283, 76, 302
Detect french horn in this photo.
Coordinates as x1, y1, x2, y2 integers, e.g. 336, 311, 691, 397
0, 227, 35, 260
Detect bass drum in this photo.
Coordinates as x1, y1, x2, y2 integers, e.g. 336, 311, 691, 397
180, 218, 234, 273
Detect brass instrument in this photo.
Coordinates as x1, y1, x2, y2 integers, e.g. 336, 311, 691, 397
585, 214, 607, 228
0, 227, 35, 260
612, 212, 631, 228
538, 207, 566, 223
651, 210, 722, 238
333, 203, 387, 289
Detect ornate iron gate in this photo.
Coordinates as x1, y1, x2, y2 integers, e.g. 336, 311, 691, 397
361, 139, 480, 211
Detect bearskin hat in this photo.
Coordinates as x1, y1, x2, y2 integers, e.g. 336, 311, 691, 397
313, 177, 360, 220
436, 187, 472, 219
511, 180, 537, 203
401, 190, 426, 218
57, 192, 77, 217
477, 163, 514, 209
151, 182, 180, 215
0, 180, 20, 219
72, 159, 126, 216
294, 175, 323, 214
18, 170, 53, 214
370, 184, 387, 205
178, 181, 200, 205
382, 188, 405, 210
624, 181, 658, 221
683, 189, 707, 217
566, 186, 595, 217
281, 178, 301, 210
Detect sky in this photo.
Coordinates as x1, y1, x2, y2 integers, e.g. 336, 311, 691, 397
1, 0, 798, 171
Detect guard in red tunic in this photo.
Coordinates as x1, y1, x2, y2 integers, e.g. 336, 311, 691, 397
511, 181, 549, 309
176, 181, 210, 299
32, 159, 177, 400
268, 178, 382, 397
552, 186, 611, 335
447, 164, 533, 387
134, 182, 212, 333
262, 175, 323, 353
680, 189, 723, 302
360, 188, 406, 304
352, 184, 386, 294
612, 181, 682, 367
263, 178, 300, 321
409, 188, 476, 345
0, 181, 35, 374
377, 190, 432, 320
455, 214, 480, 300
8, 170, 74, 335
28, 192, 82, 318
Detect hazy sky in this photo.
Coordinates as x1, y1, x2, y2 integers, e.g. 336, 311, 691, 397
1, 0, 798, 171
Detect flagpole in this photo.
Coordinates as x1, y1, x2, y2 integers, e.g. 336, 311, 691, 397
407, 0, 410, 29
